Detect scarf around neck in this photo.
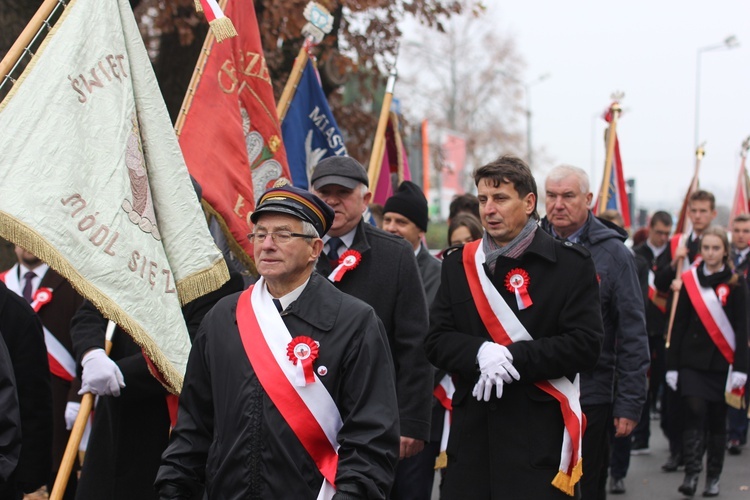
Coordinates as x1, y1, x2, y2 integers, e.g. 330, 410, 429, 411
483, 217, 539, 273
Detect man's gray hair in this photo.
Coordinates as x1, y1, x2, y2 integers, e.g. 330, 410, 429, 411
300, 221, 319, 238
546, 165, 590, 195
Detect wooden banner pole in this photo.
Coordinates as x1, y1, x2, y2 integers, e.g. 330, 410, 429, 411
276, 45, 310, 124
596, 102, 621, 214
50, 321, 116, 500
367, 68, 397, 197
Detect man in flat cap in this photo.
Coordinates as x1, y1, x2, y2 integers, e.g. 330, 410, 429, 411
310, 157, 433, 464
156, 185, 400, 500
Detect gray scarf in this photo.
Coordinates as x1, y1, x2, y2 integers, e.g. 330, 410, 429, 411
483, 217, 538, 273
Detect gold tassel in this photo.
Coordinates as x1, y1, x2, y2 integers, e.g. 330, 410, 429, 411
551, 459, 582, 497
194, 0, 203, 13
174, 257, 230, 307
434, 451, 448, 470
725, 391, 745, 410
210, 17, 238, 43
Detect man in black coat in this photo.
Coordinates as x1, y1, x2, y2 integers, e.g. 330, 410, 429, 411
425, 156, 603, 499
70, 271, 244, 500
0, 330, 21, 496
156, 185, 399, 499
630, 211, 673, 454
311, 157, 432, 460
382, 181, 442, 499
542, 165, 649, 499
727, 213, 750, 455
0, 280, 52, 500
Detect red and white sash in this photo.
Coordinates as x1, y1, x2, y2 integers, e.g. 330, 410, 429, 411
433, 374, 454, 469
681, 267, 744, 407
1, 266, 75, 381
236, 280, 342, 500
462, 240, 583, 496
647, 270, 667, 314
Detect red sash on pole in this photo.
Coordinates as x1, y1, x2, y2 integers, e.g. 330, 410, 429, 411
461, 240, 583, 496
236, 285, 339, 491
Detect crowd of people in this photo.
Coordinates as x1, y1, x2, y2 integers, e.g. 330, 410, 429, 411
0, 154, 748, 500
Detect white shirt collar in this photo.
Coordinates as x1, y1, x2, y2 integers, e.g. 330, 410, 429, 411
271, 277, 311, 311
323, 227, 357, 252
646, 240, 667, 258
18, 262, 49, 295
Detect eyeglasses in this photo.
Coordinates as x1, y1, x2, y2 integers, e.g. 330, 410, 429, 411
247, 231, 314, 244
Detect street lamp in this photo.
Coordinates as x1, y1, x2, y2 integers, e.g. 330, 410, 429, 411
694, 35, 739, 146
521, 73, 551, 169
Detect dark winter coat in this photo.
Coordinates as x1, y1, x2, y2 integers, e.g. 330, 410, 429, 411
633, 243, 672, 338
315, 219, 432, 441
0, 281, 52, 498
667, 263, 749, 376
156, 272, 400, 499
70, 272, 244, 500
0, 332, 20, 490
542, 214, 649, 421
424, 229, 603, 499
416, 242, 441, 307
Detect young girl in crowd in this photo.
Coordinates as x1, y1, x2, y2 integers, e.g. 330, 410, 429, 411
666, 226, 748, 497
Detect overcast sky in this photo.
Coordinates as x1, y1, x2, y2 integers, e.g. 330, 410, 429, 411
490, 1, 750, 213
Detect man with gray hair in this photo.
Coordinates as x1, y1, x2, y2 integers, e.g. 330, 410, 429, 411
542, 164, 649, 499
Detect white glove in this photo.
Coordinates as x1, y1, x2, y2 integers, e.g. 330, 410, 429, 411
477, 342, 520, 384
731, 371, 748, 390
472, 373, 504, 402
64, 401, 80, 430
666, 370, 678, 392
79, 348, 125, 397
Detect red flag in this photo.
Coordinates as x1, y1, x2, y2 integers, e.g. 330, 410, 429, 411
730, 160, 749, 221
593, 104, 631, 230
674, 166, 701, 236
373, 111, 412, 205
178, 0, 290, 269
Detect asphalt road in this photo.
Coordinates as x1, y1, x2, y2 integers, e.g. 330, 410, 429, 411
430, 417, 750, 499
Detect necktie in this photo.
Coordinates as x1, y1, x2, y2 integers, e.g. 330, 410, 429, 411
735, 253, 743, 268
327, 237, 344, 267
22, 271, 36, 304
272, 298, 283, 313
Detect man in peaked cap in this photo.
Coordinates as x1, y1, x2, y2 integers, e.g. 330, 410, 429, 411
157, 185, 400, 499
310, 156, 433, 464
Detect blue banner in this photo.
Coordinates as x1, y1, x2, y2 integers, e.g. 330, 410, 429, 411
281, 59, 347, 189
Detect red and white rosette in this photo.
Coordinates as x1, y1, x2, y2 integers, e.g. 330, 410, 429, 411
287, 336, 319, 386
328, 249, 361, 282
716, 284, 730, 306
505, 268, 533, 310
31, 287, 53, 312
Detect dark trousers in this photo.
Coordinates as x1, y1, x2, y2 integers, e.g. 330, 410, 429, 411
661, 385, 683, 456
391, 440, 440, 500
581, 403, 612, 500
610, 434, 631, 480
631, 393, 651, 447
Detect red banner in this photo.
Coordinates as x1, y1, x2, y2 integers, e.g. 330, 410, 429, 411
178, 0, 290, 268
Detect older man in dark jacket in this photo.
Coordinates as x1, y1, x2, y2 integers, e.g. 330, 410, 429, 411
156, 186, 399, 499
426, 156, 603, 499
311, 157, 432, 461
543, 164, 649, 499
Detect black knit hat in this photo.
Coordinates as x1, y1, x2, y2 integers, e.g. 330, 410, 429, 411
251, 185, 335, 237
383, 181, 429, 231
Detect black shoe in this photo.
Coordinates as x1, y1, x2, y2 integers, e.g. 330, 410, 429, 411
678, 473, 699, 497
663, 453, 683, 472
609, 477, 626, 494
727, 439, 742, 456
702, 477, 720, 497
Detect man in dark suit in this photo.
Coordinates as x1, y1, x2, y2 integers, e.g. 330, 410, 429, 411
727, 213, 750, 455
1, 246, 85, 499
425, 155, 603, 498
382, 180, 442, 499
311, 157, 432, 463
0, 280, 52, 500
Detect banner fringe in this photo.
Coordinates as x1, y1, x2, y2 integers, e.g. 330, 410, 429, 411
175, 256, 229, 306
194, 0, 203, 13
210, 17, 237, 42
551, 459, 582, 497
434, 451, 448, 470
726, 391, 745, 410
0, 214, 184, 394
